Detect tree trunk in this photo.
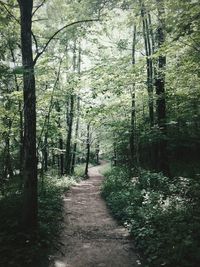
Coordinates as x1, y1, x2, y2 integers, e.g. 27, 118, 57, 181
71, 42, 81, 174
96, 144, 100, 165
130, 25, 137, 166
140, 2, 154, 127
65, 40, 76, 174
85, 124, 90, 177
43, 133, 48, 172
71, 96, 80, 174
113, 140, 117, 166
9, 45, 24, 178
155, 0, 169, 175
65, 95, 74, 174
4, 127, 13, 180
17, 0, 38, 231
56, 102, 64, 176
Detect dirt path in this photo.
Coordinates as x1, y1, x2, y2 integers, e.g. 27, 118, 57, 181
50, 164, 142, 267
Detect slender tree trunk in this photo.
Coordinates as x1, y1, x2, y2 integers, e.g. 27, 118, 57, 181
17, 0, 38, 231
130, 25, 137, 166
59, 138, 64, 175
9, 45, 24, 177
38, 62, 62, 175
71, 42, 81, 174
43, 133, 48, 172
113, 140, 117, 166
96, 144, 100, 165
155, 0, 169, 175
85, 123, 90, 177
140, 2, 154, 127
56, 102, 64, 176
65, 95, 74, 174
65, 41, 76, 174
4, 124, 13, 180
71, 96, 80, 173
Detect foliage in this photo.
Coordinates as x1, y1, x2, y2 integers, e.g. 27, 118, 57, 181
102, 167, 200, 267
0, 0, 200, 264
0, 173, 80, 267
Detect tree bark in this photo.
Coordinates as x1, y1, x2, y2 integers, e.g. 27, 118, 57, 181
17, 0, 38, 231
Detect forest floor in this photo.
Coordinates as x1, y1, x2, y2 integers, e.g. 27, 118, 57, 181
49, 162, 142, 267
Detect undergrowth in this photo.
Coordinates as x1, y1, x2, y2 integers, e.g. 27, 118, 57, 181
101, 166, 200, 267
0, 170, 82, 267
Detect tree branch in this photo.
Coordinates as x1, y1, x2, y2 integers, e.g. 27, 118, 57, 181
0, 1, 20, 24
32, 0, 47, 17
32, 18, 48, 23
0, 0, 18, 8
33, 19, 99, 65
31, 30, 39, 54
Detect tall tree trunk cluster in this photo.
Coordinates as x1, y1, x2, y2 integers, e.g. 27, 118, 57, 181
65, 40, 82, 175
140, 1, 154, 127
129, 0, 168, 174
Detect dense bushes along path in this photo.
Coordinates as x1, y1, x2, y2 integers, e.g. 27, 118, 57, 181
50, 163, 141, 267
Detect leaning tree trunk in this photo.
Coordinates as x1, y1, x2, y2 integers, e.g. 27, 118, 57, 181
155, 0, 169, 175
17, 0, 38, 231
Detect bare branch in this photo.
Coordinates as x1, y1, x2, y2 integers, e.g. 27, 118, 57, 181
37, 58, 63, 150
0, 0, 18, 8
31, 31, 39, 54
0, 1, 20, 24
32, 18, 48, 22
32, 0, 47, 17
33, 19, 99, 65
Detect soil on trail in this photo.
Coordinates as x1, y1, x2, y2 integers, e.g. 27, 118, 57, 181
50, 164, 142, 267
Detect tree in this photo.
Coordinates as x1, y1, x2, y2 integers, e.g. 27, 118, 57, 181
155, 0, 169, 175
17, 0, 38, 231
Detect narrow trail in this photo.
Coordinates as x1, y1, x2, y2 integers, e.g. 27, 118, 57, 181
50, 164, 141, 267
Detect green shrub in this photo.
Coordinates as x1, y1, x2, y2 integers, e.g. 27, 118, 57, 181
101, 167, 200, 267
0, 173, 80, 267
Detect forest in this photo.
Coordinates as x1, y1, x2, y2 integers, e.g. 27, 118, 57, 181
0, 0, 200, 266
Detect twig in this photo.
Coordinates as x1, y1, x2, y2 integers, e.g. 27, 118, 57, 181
31, 30, 39, 54
0, 2, 20, 24
32, 0, 47, 17
33, 19, 99, 65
